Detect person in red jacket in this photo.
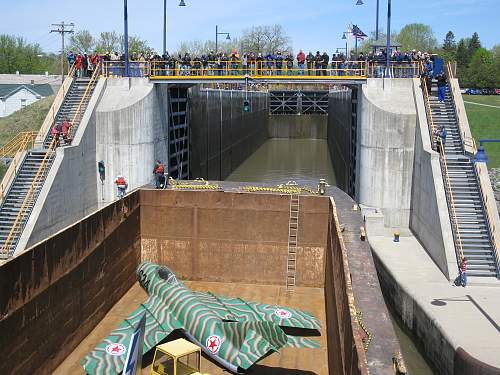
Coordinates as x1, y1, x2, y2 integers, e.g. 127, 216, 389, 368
61, 117, 71, 144
115, 175, 128, 199
153, 160, 165, 189
75, 54, 82, 77
296, 50, 306, 76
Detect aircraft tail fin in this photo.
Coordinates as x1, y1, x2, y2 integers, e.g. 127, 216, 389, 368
123, 312, 146, 375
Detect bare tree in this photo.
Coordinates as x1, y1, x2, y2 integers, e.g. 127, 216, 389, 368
96, 31, 120, 53
240, 24, 292, 55
69, 30, 95, 53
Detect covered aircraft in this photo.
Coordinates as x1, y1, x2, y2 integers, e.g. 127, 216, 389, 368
81, 262, 321, 374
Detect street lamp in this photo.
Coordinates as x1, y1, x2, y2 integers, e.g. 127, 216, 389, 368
164, 0, 187, 55
215, 25, 230, 54
356, 0, 380, 42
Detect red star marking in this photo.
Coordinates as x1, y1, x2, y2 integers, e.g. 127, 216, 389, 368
279, 310, 288, 317
208, 339, 218, 350
111, 345, 121, 353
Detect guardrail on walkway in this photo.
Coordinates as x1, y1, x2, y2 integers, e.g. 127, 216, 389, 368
100, 60, 420, 80
0, 64, 101, 256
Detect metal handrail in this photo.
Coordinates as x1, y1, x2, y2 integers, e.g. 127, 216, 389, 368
0, 132, 36, 159
66, 62, 101, 142
0, 64, 100, 256
420, 64, 464, 262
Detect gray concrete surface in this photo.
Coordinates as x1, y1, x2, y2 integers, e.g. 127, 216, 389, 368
409, 78, 457, 280
366, 224, 500, 375
357, 78, 417, 230
19, 77, 107, 250
268, 114, 327, 139
95, 78, 169, 205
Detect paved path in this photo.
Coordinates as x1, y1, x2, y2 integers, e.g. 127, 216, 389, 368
367, 229, 500, 368
464, 101, 500, 109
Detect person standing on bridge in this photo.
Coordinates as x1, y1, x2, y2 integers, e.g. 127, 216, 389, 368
306, 52, 314, 76
297, 50, 305, 75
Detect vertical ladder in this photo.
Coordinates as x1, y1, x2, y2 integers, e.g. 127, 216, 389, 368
286, 195, 300, 292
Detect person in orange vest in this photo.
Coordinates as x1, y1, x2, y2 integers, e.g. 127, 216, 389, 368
153, 160, 165, 189
115, 175, 128, 199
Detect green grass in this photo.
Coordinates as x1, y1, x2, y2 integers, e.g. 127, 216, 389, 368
0, 96, 54, 179
463, 95, 500, 168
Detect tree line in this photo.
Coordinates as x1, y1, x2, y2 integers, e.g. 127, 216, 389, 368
1, 24, 498, 88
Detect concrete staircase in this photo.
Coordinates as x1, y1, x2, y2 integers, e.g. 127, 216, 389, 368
286, 195, 300, 291
0, 150, 54, 258
43, 77, 96, 147
428, 87, 499, 277
0, 76, 98, 259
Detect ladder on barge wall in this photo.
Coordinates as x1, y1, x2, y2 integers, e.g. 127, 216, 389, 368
286, 195, 300, 292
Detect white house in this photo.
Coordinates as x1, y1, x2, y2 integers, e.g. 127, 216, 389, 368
0, 84, 54, 118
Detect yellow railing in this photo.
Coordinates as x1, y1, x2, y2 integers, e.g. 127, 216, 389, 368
0, 131, 36, 159
102, 60, 369, 79
420, 68, 464, 262
0, 132, 37, 203
0, 63, 100, 256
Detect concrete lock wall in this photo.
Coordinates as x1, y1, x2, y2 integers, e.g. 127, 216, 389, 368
409, 79, 457, 279
21, 78, 107, 250
140, 189, 329, 287
189, 88, 268, 180
268, 114, 327, 139
96, 78, 169, 205
0, 193, 141, 375
357, 79, 417, 230
328, 88, 354, 193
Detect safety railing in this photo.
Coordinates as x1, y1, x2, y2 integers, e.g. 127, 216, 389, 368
366, 62, 419, 78
102, 60, 369, 79
101, 60, 423, 80
65, 61, 101, 142
0, 64, 100, 256
0, 131, 36, 159
420, 66, 464, 262
36, 63, 76, 145
0, 132, 37, 203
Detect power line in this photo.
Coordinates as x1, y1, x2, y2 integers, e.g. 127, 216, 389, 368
50, 22, 74, 83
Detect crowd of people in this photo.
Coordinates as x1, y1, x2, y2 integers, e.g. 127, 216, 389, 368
95, 47, 436, 78
67, 51, 100, 78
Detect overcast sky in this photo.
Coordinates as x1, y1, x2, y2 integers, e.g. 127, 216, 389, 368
1, 0, 498, 54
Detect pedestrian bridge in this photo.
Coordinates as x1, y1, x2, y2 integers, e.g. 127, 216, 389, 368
102, 60, 420, 84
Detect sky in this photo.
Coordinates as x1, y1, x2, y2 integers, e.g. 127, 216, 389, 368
1, 0, 498, 54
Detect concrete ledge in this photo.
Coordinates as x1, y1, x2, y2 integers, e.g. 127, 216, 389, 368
369, 232, 500, 375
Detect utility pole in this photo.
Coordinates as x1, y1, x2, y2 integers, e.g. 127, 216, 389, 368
51, 22, 74, 83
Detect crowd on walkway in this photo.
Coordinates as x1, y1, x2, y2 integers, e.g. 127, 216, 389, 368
96, 47, 437, 78
67, 51, 100, 78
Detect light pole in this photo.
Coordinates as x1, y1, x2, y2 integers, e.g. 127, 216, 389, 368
124, 0, 129, 77
215, 25, 230, 54
385, 0, 391, 77
163, 0, 187, 56
355, 0, 379, 41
